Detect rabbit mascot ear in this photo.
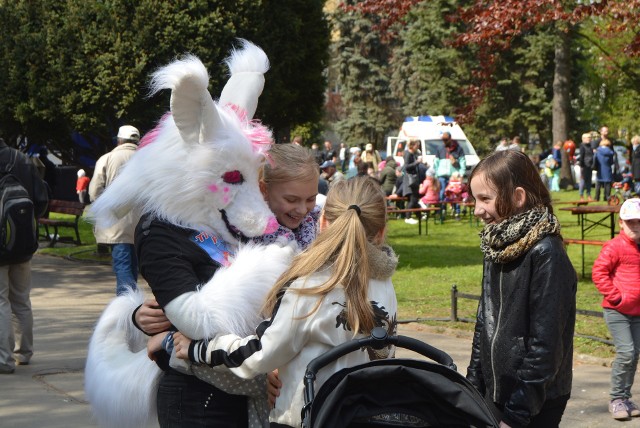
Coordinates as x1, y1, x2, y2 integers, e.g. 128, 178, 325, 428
84, 40, 292, 428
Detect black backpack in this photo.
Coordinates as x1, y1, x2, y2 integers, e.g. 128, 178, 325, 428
0, 150, 38, 264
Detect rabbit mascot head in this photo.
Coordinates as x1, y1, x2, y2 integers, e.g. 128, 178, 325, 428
89, 40, 278, 243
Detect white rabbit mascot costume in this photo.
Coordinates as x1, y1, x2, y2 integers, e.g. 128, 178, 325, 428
85, 40, 295, 428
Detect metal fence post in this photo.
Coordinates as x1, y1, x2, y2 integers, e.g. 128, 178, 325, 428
451, 284, 458, 322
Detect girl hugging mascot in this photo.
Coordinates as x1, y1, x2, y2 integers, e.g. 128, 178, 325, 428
85, 40, 297, 428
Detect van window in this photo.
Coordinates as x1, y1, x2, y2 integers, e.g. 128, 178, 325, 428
424, 139, 477, 156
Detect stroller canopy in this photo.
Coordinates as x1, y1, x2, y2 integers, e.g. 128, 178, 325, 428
306, 358, 498, 428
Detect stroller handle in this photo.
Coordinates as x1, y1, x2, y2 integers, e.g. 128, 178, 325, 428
303, 327, 457, 407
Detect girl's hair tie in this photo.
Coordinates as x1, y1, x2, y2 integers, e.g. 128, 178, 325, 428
348, 204, 361, 216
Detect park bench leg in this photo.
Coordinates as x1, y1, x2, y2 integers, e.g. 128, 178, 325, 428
49, 226, 59, 248
74, 223, 82, 245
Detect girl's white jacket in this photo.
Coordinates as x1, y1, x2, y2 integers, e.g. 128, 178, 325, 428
198, 267, 398, 427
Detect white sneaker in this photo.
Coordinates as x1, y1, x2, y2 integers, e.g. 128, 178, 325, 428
610, 398, 630, 420
625, 399, 640, 417
405, 218, 418, 225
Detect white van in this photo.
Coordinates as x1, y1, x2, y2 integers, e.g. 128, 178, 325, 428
386, 115, 480, 175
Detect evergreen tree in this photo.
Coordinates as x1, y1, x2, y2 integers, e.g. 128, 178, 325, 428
390, 0, 471, 118
253, 0, 329, 143
333, 1, 398, 150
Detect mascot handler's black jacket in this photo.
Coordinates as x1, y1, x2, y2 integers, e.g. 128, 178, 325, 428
466, 235, 576, 428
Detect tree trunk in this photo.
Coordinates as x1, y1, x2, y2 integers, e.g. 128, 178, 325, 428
553, 26, 574, 189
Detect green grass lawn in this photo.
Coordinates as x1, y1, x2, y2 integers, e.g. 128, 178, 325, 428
39, 190, 616, 359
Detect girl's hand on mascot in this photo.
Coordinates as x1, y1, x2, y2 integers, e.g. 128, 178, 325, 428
173, 332, 193, 360
267, 369, 282, 408
136, 298, 171, 334
147, 332, 169, 360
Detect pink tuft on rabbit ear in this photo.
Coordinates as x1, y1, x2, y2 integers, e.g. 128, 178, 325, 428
138, 112, 172, 149
246, 120, 272, 154
227, 102, 273, 154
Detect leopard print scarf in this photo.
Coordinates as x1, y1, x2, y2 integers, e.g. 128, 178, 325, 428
479, 206, 561, 264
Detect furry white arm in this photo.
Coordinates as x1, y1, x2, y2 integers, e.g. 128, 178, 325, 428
163, 242, 297, 340
163, 292, 205, 338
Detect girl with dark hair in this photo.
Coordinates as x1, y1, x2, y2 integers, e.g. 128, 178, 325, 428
466, 149, 577, 428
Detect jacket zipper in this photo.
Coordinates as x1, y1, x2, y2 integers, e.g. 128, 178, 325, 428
491, 265, 503, 401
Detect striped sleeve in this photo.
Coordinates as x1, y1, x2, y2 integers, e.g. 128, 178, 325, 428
199, 287, 311, 379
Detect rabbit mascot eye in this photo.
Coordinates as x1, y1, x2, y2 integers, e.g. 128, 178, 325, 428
84, 40, 296, 428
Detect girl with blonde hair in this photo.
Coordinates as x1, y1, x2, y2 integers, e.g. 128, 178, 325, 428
173, 176, 398, 427
257, 143, 321, 249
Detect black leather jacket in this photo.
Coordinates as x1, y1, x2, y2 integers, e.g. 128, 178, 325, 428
466, 235, 576, 428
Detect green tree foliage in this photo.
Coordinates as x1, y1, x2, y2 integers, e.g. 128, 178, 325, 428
468, 30, 558, 152
332, 1, 399, 150
253, 0, 329, 143
352, 0, 640, 153
573, 18, 640, 140
0, 0, 328, 164
390, 0, 472, 117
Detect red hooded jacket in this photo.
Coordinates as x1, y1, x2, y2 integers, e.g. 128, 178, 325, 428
593, 229, 640, 316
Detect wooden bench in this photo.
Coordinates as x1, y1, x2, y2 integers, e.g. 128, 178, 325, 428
38, 199, 85, 247
563, 238, 606, 278
387, 207, 441, 235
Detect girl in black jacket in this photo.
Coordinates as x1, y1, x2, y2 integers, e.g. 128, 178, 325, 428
466, 150, 577, 428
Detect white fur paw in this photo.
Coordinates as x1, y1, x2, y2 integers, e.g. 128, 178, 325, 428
266, 241, 297, 261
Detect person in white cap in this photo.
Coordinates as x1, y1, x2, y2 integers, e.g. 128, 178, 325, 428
89, 124, 141, 296
593, 198, 640, 420
361, 143, 383, 174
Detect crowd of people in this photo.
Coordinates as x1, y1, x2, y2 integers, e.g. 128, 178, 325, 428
495, 126, 640, 205
5, 112, 640, 426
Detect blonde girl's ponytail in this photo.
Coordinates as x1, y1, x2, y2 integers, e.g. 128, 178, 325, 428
262, 176, 387, 334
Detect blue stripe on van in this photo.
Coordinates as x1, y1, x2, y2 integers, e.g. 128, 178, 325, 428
405, 115, 456, 123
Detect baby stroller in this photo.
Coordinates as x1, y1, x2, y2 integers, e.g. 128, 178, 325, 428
302, 327, 499, 428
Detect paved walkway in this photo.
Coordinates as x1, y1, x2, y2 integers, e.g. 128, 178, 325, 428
0, 254, 638, 427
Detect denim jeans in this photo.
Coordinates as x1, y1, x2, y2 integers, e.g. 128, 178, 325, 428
156, 370, 248, 427
594, 181, 612, 202
438, 176, 449, 202
604, 308, 640, 400
0, 261, 33, 370
579, 167, 593, 197
111, 243, 138, 296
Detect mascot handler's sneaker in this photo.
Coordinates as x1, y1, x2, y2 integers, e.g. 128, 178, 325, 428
610, 399, 630, 420
624, 399, 640, 417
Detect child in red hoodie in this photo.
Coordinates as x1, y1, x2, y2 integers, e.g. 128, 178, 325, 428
593, 198, 640, 420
